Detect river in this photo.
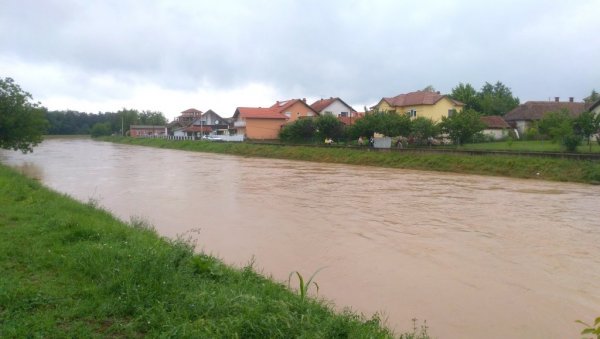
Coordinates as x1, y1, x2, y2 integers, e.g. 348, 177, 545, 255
1, 137, 599, 338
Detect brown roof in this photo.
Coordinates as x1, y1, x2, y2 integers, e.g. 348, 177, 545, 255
588, 98, 600, 111
310, 97, 357, 113
480, 116, 510, 129
504, 101, 587, 121
338, 113, 365, 125
382, 90, 464, 107
181, 108, 203, 114
235, 107, 287, 119
234, 99, 318, 120
183, 126, 212, 133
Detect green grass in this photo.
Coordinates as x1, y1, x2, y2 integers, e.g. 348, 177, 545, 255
0, 164, 426, 338
460, 140, 600, 153
99, 136, 600, 184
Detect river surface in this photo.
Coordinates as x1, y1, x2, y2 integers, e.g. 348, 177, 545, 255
1, 137, 599, 338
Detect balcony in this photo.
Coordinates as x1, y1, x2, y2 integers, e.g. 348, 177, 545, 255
233, 120, 246, 127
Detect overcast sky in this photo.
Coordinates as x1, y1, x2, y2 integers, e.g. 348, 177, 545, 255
1, 0, 599, 121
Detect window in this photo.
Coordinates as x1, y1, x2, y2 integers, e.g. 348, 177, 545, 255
340, 112, 348, 117
285, 112, 291, 118
406, 109, 417, 118
306, 112, 314, 117
448, 109, 456, 117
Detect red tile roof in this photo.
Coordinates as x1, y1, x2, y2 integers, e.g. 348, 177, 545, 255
480, 115, 510, 129
504, 101, 586, 121
235, 107, 287, 119
382, 91, 464, 107
183, 126, 212, 132
234, 99, 317, 120
338, 113, 365, 125
310, 97, 357, 113
181, 108, 203, 114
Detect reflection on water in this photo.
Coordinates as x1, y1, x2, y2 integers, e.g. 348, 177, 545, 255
2, 138, 599, 339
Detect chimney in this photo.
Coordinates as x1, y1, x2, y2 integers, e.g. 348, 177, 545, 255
436, 91, 440, 94
276, 101, 280, 105
569, 97, 574, 102
554, 97, 559, 102
302, 98, 306, 102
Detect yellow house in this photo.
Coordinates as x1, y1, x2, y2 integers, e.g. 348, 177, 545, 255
372, 90, 464, 122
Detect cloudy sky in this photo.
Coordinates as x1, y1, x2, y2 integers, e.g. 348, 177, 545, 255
1, 0, 599, 121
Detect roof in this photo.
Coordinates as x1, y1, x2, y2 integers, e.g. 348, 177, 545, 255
234, 99, 318, 120
130, 125, 167, 129
588, 98, 600, 111
181, 108, 203, 114
504, 101, 587, 121
235, 107, 287, 119
183, 126, 212, 133
381, 90, 464, 107
338, 113, 365, 125
310, 97, 357, 113
480, 116, 510, 129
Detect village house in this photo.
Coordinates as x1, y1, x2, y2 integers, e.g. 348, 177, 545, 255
310, 97, 364, 125
480, 115, 512, 140
503, 97, 587, 135
233, 99, 318, 139
129, 125, 167, 137
588, 98, 600, 115
173, 109, 229, 138
371, 90, 464, 122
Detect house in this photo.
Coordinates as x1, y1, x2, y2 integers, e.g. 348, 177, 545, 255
233, 99, 318, 139
504, 97, 587, 135
130, 125, 167, 137
588, 98, 600, 115
173, 109, 229, 138
371, 90, 464, 122
480, 116, 512, 140
310, 97, 356, 117
175, 108, 203, 125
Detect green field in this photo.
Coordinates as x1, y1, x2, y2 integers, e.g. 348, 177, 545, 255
99, 136, 600, 184
0, 164, 424, 338
459, 140, 600, 153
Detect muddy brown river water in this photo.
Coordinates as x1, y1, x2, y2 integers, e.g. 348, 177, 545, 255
1, 137, 599, 338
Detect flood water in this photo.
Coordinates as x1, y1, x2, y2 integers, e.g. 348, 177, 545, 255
1, 137, 599, 338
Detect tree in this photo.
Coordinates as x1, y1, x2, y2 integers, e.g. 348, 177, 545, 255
477, 81, 520, 116
422, 85, 436, 93
450, 83, 479, 111
138, 110, 167, 125
0, 77, 48, 153
410, 117, 440, 145
347, 111, 411, 139
440, 109, 485, 145
573, 111, 600, 151
538, 110, 582, 152
314, 114, 345, 140
279, 118, 316, 142
584, 89, 599, 104
90, 122, 112, 137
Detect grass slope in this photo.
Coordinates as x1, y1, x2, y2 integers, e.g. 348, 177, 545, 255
0, 164, 415, 338
100, 137, 600, 184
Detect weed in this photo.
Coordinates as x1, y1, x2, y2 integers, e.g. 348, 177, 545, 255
288, 267, 325, 301
576, 317, 600, 339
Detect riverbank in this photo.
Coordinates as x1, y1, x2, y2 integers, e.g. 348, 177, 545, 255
0, 164, 411, 338
99, 136, 600, 184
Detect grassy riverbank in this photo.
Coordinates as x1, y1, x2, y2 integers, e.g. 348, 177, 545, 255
99, 136, 600, 184
0, 164, 415, 338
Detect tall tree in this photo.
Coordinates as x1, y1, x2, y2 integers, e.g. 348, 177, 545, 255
477, 81, 520, 116
440, 108, 485, 145
0, 77, 48, 153
584, 89, 599, 104
450, 83, 479, 111
138, 110, 167, 125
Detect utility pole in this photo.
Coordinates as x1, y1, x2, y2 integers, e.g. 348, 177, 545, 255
121, 115, 124, 136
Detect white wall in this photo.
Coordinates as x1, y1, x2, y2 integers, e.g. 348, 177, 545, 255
482, 129, 508, 140
319, 100, 354, 117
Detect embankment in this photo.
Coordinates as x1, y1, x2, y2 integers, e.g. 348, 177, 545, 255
100, 137, 600, 184
0, 164, 399, 338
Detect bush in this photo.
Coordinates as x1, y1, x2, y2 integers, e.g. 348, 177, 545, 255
90, 122, 112, 137
562, 134, 582, 152
279, 118, 316, 142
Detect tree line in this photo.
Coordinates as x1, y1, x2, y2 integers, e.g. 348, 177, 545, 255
47, 109, 167, 137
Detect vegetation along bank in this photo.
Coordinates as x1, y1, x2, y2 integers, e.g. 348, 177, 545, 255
0, 164, 427, 338
99, 136, 600, 184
